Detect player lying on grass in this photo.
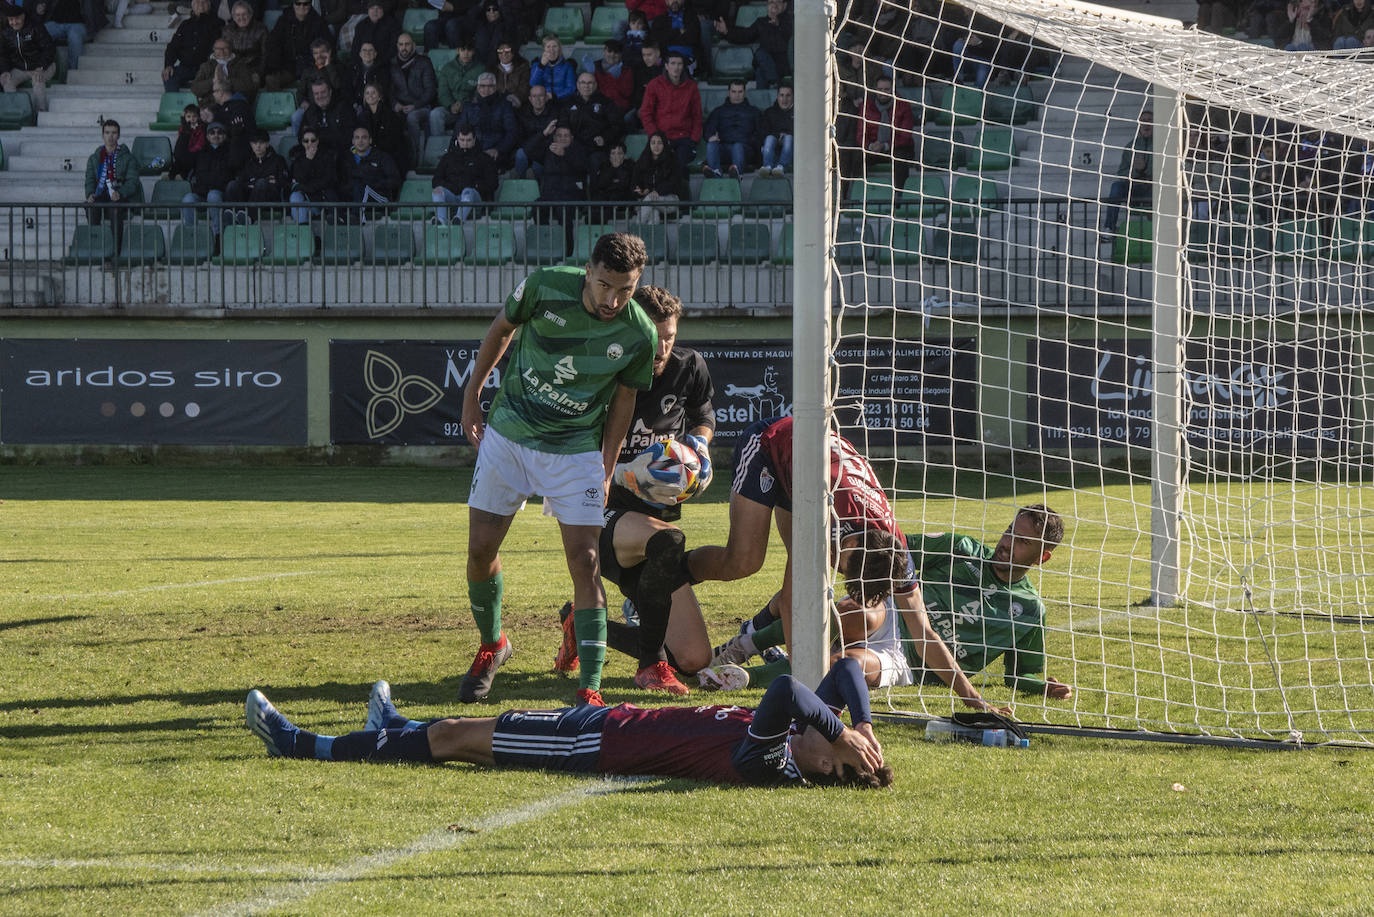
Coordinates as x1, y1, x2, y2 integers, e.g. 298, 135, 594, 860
686, 415, 1008, 715
551, 284, 739, 696
459, 232, 656, 708
245, 657, 892, 787
720, 505, 1073, 701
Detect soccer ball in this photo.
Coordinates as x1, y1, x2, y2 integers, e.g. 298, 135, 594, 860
635, 439, 703, 506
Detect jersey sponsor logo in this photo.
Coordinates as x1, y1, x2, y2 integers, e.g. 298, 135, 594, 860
521, 367, 592, 413
626, 417, 669, 453
554, 355, 577, 385
606, 342, 624, 361
543, 309, 567, 327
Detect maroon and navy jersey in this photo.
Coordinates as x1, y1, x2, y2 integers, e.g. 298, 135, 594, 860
598, 702, 795, 785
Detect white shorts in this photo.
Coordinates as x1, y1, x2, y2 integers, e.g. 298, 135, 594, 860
469, 426, 606, 527
860, 599, 915, 688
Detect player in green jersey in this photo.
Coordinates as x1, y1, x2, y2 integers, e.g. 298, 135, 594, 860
459, 232, 657, 707
839, 504, 1073, 699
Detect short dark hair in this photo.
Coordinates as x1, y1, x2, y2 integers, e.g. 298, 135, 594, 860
728, 79, 746, 91
310, 37, 331, 51
808, 763, 895, 790
633, 284, 681, 322
102, 119, 121, 133
845, 528, 904, 607
457, 37, 475, 49
1016, 504, 1065, 551
591, 232, 648, 274
603, 38, 623, 53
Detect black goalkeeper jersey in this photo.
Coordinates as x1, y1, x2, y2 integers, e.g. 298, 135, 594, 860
607, 346, 716, 522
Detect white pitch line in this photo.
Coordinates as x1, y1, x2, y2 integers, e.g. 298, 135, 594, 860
0, 858, 283, 876
198, 778, 640, 917
32, 572, 320, 600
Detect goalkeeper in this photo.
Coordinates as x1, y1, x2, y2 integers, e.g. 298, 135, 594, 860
553, 284, 723, 697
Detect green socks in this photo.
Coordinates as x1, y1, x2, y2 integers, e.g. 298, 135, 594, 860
752, 617, 786, 653
574, 606, 608, 692
469, 573, 503, 644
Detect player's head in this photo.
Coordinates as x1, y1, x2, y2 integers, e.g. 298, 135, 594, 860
632, 284, 682, 376
991, 503, 1063, 582
837, 528, 903, 607
583, 233, 648, 321
790, 727, 895, 788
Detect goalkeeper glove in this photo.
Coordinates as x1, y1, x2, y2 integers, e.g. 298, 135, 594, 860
612, 448, 675, 508
684, 433, 712, 494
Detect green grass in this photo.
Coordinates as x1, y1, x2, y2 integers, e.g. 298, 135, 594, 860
3, 467, 1374, 915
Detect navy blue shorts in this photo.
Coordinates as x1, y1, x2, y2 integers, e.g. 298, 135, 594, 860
730, 417, 789, 513
491, 705, 612, 773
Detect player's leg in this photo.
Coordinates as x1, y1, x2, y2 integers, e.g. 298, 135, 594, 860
662, 584, 711, 674
559, 521, 611, 701
608, 510, 692, 692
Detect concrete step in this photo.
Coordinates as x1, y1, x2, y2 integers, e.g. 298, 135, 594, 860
94, 25, 184, 46
52, 84, 163, 100
0, 175, 85, 201
6, 153, 92, 172
65, 68, 164, 87
45, 97, 158, 115
77, 50, 165, 69
39, 109, 157, 128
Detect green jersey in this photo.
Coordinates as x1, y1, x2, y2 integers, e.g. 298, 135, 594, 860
898, 532, 1049, 692
486, 267, 657, 455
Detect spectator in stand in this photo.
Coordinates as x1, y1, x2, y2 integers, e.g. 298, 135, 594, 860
297, 37, 348, 100
181, 120, 241, 235
1102, 107, 1152, 233
205, 79, 256, 156
1274, 0, 1332, 49
33, 0, 86, 71
171, 103, 206, 178
621, 8, 649, 57
474, 0, 519, 67
298, 77, 356, 151
632, 129, 687, 221
858, 72, 914, 191
714, 0, 792, 88
431, 38, 484, 138
192, 38, 257, 106
344, 123, 401, 216
627, 0, 666, 28
589, 139, 635, 221
562, 70, 622, 173
431, 124, 498, 223
639, 51, 701, 167
264, 0, 331, 91
353, 0, 400, 64
702, 79, 760, 177
529, 34, 576, 101
222, 1, 268, 72
535, 122, 587, 249
590, 38, 634, 111
318, 0, 349, 39
490, 39, 529, 109
456, 70, 517, 168
757, 82, 792, 176
1331, 0, 1374, 48
627, 38, 663, 127
390, 31, 437, 164
1197, 0, 1242, 33
513, 81, 558, 177
161, 0, 217, 92
288, 126, 342, 224
358, 80, 410, 173
498, 0, 544, 45
226, 127, 289, 223
84, 120, 139, 252
423, 0, 464, 51
0, 6, 55, 112
349, 41, 385, 105
649, 0, 705, 74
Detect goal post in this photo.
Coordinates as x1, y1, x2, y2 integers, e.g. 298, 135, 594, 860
790, 0, 1374, 744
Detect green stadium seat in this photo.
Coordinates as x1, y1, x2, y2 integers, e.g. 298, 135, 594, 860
253, 91, 297, 131
525, 224, 566, 263
931, 83, 983, 127
146, 179, 191, 219
734, 3, 767, 29
985, 81, 1039, 124
967, 127, 1016, 171
395, 178, 436, 220
709, 45, 754, 83
773, 222, 793, 265
428, 48, 457, 73
215, 225, 264, 265
263, 7, 281, 28
115, 223, 166, 266
894, 173, 947, 219
274, 134, 298, 160
318, 224, 363, 265
131, 135, 172, 176
586, 5, 625, 44
671, 223, 718, 264
626, 221, 668, 262
725, 222, 771, 265
166, 222, 214, 265
417, 222, 465, 265
623, 133, 648, 160
150, 91, 195, 130
950, 174, 1001, 219
403, 7, 436, 45
746, 87, 773, 110
65, 224, 116, 265
917, 127, 964, 169
931, 219, 981, 263
263, 223, 315, 265
541, 6, 585, 42
468, 223, 516, 265
746, 175, 791, 218
855, 179, 895, 215
0, 92, 35, 130
493, 178, 540, 218
699, 84, 728, 113
694, 177, 741, 219
830, 220, 867, 267
568, 222, 614, 263
370, 224, 414, 264
417, 134, 450, 174
881, 220, 924, 266
1112, 217, 1152, 265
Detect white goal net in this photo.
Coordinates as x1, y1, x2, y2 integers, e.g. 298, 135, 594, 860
817, 0, 1374, 744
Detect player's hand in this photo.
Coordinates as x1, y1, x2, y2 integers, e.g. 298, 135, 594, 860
1044, 676, 1072, 700
460, 397, 485, 447
683, 433, 711, 491
832, 726, 883, 775
854, 721, 883, 765
612, 452, 671, 507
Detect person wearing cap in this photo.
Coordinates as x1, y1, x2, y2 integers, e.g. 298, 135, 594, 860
430, 37, 483, 137
454, 70, 517, 168
351, 0, 399, 65
489, 38, 529, 110
181, 120, 242, 236
472, 1, 518, 69
1, 4, 58, 111
226, 127, 290, 222
84, 120, 141, 254
389, 30, 437, 163
263, 0, 331, 91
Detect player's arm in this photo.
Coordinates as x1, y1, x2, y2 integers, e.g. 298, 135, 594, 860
750, 673, 882, 773
461, 312, 520, 447
601, 383, 638, 489
895, 589, 1012, 716
815, 655, 882, 760
1004, 600, 1072, 699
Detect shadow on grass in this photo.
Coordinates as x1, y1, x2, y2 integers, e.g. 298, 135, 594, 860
0, 614, 89, 631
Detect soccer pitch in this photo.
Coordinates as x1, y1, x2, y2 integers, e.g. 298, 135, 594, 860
3, 466, 1372, 915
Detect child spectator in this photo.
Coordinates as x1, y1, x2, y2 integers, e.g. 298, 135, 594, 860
172, 104, 206, 179
632, 130, 687, 221
226, 128, 289, 223
589, 39, 634, 111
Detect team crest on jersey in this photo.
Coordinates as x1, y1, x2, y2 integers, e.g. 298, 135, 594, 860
554, 355, 577, 384
660, 394, 679, 414
511, 278, 526, 301
759, 467, 774, 493
606, 342, 624, 361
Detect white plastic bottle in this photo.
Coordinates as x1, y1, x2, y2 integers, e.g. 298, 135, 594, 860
925, 718, 1029, 748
